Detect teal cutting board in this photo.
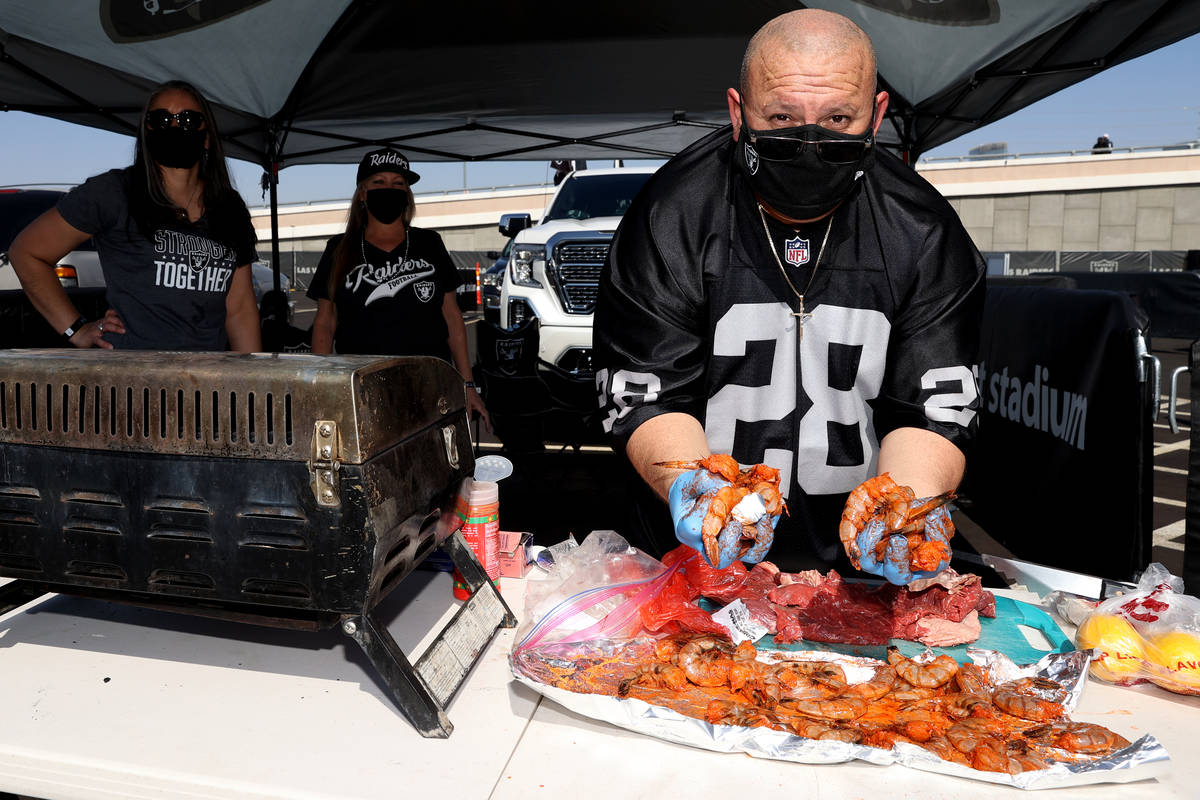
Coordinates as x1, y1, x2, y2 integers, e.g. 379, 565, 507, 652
757, 596, 1074, 666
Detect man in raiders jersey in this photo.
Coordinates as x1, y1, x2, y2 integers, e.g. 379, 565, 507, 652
594, 9, 984, 581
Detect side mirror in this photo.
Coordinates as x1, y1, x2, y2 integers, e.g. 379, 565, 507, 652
499, 213, 531, 238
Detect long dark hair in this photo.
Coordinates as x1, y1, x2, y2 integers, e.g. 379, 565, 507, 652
328, 179, 416, 296
126, 79, 254, 256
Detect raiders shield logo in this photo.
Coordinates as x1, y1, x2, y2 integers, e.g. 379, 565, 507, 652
784, 235, 810, 266
496, 339, 523, 376
100, 0, 272, 43
414, 281, 436, 302
744, 140, 759, 175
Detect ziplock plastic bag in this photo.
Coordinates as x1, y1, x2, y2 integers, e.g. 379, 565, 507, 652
514, 531, 677, 652
1073, 562, 1200, 694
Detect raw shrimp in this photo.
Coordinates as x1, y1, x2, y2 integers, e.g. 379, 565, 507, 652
656, 456, 785, 564
887, 647, 960, 688
991, 687, 1065, 723
656, 454, 741, 482
700, 484, 751, 565
676, 635, 735, 687
617, 662, 690, 696
895, 708, 954, 742
943, 692, 994, 719
1025, 722, 1131, 755
841, 664, 897, 701
839, 473, 957, 571
786, 696, 869, 721
839, 474, 913, 565
953, 662, 990, 694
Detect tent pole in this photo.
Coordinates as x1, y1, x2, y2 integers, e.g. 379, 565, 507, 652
268, 129, 281, 292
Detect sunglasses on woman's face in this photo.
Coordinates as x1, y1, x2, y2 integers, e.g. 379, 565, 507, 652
145, 109, 207, 132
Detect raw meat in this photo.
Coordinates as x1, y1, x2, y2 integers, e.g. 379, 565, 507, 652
915, 610, 981, 647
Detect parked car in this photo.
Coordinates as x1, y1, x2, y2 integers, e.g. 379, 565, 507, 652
250, 261, 294, 307
0, 188, 102, 291
498, 167, 657, 375
481, 238, 511, 325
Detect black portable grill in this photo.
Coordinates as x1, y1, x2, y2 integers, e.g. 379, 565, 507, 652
0, 350, 514, 738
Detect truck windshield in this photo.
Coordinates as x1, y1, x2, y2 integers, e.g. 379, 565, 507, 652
543, 173, 653, 222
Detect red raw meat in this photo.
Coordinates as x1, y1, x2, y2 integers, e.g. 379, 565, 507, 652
668, 546, 748, 603
786, 571, 896, 646
891, 569, 995, 642
773, 605, 805, 644
733, 563, 780, 634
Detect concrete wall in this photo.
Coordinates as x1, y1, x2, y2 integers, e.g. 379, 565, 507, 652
252, 150, 1200, 268
921, 150, 1200, 253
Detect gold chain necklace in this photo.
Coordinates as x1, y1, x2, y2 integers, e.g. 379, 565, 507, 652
756, 202, 833, 329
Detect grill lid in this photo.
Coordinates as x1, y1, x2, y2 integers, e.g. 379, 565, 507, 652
0, 350, 465, 464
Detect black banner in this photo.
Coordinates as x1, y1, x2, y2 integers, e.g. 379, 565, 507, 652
1050, 272, 1200, 340
964, 286, 1153, 581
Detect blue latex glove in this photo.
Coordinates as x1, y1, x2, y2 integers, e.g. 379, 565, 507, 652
667, 468, 780, 569
856, 502, 953, 585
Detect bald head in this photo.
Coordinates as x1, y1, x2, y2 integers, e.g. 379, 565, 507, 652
728, 8, 884, 146
739, 9, 876, 101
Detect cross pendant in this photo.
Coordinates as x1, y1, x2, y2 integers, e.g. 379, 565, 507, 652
790, 295, 812, 327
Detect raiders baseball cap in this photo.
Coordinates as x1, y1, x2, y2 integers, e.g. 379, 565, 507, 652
356, 147, 421, 185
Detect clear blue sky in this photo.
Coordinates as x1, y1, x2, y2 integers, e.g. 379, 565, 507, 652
2, 33, 1197, 210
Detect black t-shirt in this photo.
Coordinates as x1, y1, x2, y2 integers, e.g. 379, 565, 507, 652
307, 227, 460, 359
594, 127, 985, 564
57, 169, 257, 350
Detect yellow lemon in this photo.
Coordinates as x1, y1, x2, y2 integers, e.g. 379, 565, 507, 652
1075, 613, 1146, 683
1146, 630, 1200, 692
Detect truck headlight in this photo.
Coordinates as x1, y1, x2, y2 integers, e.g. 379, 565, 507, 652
509, 245, 544, 288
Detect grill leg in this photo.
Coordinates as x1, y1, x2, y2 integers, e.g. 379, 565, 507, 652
343, 613, 454, 738
342, 532, 516, 738
441, 530, 517, 628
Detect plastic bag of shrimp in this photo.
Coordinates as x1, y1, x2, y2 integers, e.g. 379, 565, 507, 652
511, 581, 1170, 789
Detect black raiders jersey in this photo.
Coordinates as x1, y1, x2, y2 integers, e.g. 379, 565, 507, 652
594, 127, 985, 561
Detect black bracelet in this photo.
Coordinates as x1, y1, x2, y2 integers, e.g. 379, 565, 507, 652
61, 316, 88, 340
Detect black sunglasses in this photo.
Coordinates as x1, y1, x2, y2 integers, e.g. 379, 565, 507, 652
747, 130, 872, 165
145, 109, 207, 132
741, 102, 874, 165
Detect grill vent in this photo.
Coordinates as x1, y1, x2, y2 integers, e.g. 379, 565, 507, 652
0, 351, 464, 463
0, 380, 294, 449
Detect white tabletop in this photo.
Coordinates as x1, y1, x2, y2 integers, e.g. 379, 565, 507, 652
0, 575, 1195, 799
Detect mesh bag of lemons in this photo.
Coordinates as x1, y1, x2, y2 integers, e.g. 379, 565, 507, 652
1073, 563, 1200, 695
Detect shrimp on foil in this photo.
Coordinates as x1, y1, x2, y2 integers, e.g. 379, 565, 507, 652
838, 473, 955, 572
655, 455, 787, 567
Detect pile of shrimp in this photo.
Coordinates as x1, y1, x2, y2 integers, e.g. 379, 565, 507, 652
839, 473, 956, 573
530, 633, 1130, 776
655, 454, 786, 566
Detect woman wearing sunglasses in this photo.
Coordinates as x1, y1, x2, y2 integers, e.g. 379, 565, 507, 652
594, 9, 984, 583
9, 79, 260, 351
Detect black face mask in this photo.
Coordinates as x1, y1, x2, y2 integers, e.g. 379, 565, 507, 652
735, 116, 875, 220
145, 127, 207, 169
364, 188, 409, 225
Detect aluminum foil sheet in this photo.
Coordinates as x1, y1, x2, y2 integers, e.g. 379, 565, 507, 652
512, 646, 1170, 789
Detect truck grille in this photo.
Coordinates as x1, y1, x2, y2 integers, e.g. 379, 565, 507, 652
551, 241, 610, 314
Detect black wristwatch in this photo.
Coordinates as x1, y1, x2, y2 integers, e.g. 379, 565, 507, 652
464, 381, 477, 390
62, 316, 88, 340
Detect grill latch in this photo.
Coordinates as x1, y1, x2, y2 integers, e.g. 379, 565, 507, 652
309, 420, 341, 507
